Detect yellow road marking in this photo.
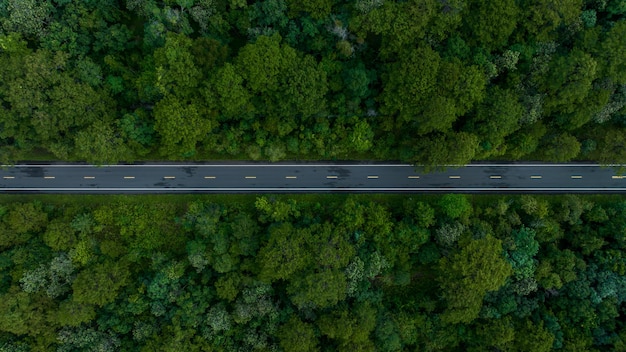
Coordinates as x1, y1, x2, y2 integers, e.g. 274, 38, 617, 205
367, 175, 379, 179
490, 175, 502, 179
83, 176, 95, 179
123, 176, 135, 179
204, 176, 216, 179
408, 176, 420, 179
285, 176, 297, 179
530, 175, 542, 179
449, 176, 461, 179
3, 176, 14, 179
44, 176, 55, 179
612, 175, 624, 179
163, 176, 176, 179
326, 175, 338, 179
245, 176, 256, 179
571, 175, 583, 179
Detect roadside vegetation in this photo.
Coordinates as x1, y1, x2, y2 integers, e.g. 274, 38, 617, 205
0, 1, 625, 166
1, 194, 626, 350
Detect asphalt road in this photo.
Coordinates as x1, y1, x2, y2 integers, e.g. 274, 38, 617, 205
1, 162, 626, 193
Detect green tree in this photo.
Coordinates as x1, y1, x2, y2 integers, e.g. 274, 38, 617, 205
540, 132, 581, 162
271, 54, 328, 123
510, 320, 555, 352
471, 317, 516, 351
349, 120, 374, 153
73, 121, 131, 164
1, 0, 52, 40
317, 303, 377, 350
287, 0, 332, 19
435, 222, 464, 247
210, 63, 254, 120
594, 21, 626, 85
0, 288, 55, 338
154, 95, 216, 157
506, 226, 540, 281
236, 33, 286, 93
438, 235, 512, 324
436, 59, 486, 117
257, 223, 310, 282
72, 260, 130, 307
154, 32, 202, 97
278, 316, 319, 352
43, 219, 78, 251
438, 194, 472, 220
55, 300, 96, 327
597, 128, 626, 164
464, 87, 524, 158
462, 0, 519, 50
411, 132, 479, 169
538, 50, 597, 129
6, 202, 48, 235
288, 269, 347, 309
380, 45, 442, 133
518, 0, 582, 41
0, 47, 115, 157
351, 0, 438, 58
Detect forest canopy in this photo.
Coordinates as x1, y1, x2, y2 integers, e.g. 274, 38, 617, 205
0, 194, 626, 350
0, 0, 625, 165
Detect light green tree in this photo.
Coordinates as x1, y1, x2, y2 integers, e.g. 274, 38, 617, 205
278, 316, 319, 352
154, 95, 215, 157
438, 235, 512, 324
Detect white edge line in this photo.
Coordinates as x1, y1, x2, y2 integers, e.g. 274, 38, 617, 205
2, 187, 626, 191
2, 163, 613, 168
2, 164, 413, 167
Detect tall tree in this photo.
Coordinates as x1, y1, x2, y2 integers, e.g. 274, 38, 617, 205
438, 235, 512, 324
153, 95, 216, 157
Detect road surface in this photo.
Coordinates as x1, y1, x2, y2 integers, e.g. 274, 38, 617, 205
0, 162, 625, 193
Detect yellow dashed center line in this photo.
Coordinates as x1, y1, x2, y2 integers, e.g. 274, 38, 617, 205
326, 175, 338, 179
245, 176, 256, 179
204, 176, 216, 179
83, 176, 95, 179
367, 175, 379, 179
530, 175, 542, 179
571, 175, 583, 179
449, 176, 461, 179
123, 176, 135, 179
3, 176, 15, 179
612, 175, 624, 179
408, 175, 420, 179
490, 175, 502, 179
44, 176, 55, 179
163, 176, 176, 179
285, 176, 297, 179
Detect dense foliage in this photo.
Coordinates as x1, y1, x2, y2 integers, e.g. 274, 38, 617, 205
0, 1, 625, 165
0, 194, 626, 350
